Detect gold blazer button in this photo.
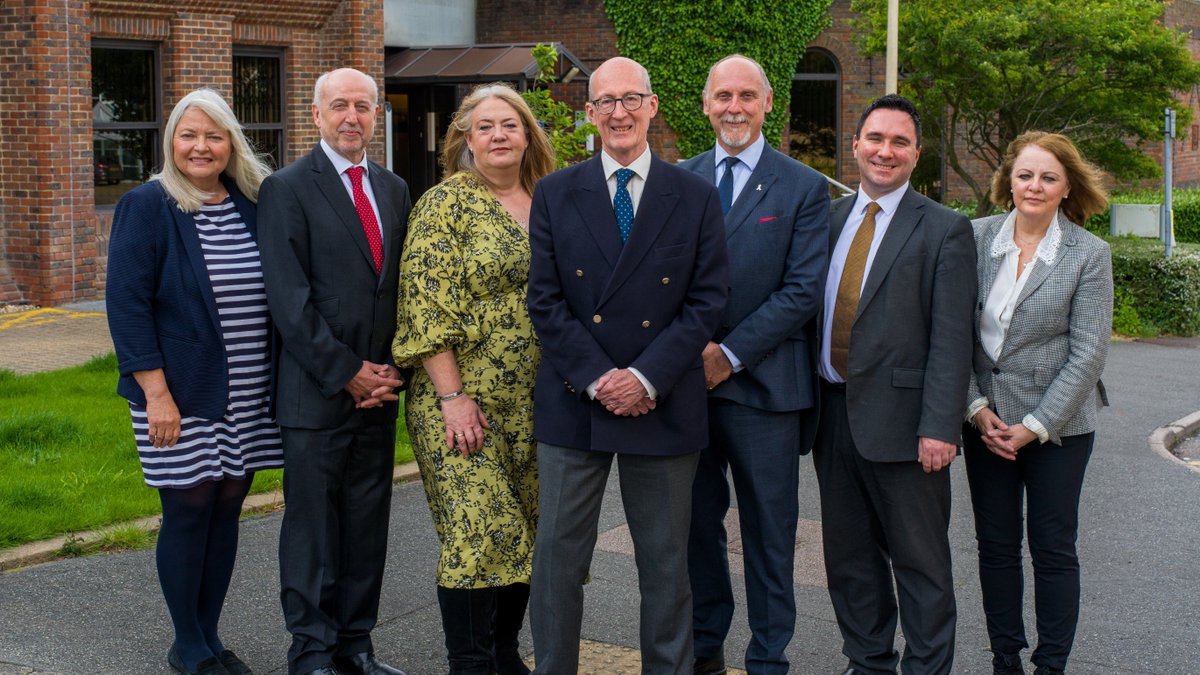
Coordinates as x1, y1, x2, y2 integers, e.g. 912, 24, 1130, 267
641, 320, 651, 328
593, 314, 602, 324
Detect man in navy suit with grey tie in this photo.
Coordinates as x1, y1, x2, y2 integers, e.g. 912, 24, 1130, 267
680, 54, 829, 675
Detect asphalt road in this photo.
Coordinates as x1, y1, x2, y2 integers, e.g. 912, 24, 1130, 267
1, 338, 1198, 674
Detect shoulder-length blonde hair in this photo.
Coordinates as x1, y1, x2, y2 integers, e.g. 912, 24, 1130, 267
990, 131, 1109, 225
152, 88, 273, 213
440, 83, 555, 195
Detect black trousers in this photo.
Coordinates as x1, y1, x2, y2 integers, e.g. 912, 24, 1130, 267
812, 382, 956, 675
279, 418, 396, 675
963, 424, 1093, 671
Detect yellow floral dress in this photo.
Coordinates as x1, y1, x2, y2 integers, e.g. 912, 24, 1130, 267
393, 172, 540, 588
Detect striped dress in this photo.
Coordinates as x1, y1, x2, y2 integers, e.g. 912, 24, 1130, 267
131, 197, 284, 489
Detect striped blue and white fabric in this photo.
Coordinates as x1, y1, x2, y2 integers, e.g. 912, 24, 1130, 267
131, 197, 284, 489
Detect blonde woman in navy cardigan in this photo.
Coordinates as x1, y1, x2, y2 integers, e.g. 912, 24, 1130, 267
107, 89, 277, 675
964, 131, 1112, 675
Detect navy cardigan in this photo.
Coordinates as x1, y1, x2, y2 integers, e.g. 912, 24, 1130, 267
106, 176, 259, 420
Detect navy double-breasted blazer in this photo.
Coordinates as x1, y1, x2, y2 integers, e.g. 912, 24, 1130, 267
526, 153, 729, 456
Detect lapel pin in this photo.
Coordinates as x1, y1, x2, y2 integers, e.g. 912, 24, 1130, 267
756, 184, 762, 191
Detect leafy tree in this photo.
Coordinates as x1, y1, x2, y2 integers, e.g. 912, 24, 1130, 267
605, 0, 833, 158
851, 0, 1200, 215
522, 44, 597, 168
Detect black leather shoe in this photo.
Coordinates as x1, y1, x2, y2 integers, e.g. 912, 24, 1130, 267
694, 653, 727, 675
168, 645, 231, 675
301, 667, 340, 675
333, 652, 407, 675
217, 650, 253, 675
1032, 667, 1064, 675
993, 651, 1025, 675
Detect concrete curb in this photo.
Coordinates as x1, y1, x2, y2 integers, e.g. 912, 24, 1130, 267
1148, 410, 1200, 476
0, 462, 421, 573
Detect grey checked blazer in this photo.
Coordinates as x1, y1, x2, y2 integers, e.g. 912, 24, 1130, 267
966, 211, 1112, 444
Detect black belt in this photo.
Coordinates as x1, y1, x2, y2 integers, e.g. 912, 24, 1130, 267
820, 378, 846, 393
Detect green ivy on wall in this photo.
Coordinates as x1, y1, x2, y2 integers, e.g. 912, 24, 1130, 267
604, 0, 834, 159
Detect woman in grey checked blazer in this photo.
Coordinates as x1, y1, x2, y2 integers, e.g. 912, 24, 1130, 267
963, 131, 1113, 675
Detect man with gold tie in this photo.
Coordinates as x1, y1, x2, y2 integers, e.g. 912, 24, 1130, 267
812, 94, 976, 675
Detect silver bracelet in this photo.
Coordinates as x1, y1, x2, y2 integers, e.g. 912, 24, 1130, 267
437, 389, 466, 403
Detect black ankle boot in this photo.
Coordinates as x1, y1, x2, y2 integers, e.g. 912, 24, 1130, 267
1032, 667, 1064, 675
993, 651, 1025, 675
436, 586, 497, 675
493, 583, 531, 675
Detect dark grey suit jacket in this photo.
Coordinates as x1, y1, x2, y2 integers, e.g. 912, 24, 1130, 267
831, 186, 976, 461
679, 145, 828, 423
258, 144, 412, 429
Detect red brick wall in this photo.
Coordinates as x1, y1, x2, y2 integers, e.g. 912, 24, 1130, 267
1159, 0, 1200, 189
476, 0, 681, 159
0, 0, 384, 306
0, 0, 97, 306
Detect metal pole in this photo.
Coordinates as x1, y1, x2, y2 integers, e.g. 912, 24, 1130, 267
886, 0, 899, 94
385, 101, 393, 173
1164, 107, 1175, 258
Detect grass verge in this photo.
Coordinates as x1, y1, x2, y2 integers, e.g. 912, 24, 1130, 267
0, 353, 414, 551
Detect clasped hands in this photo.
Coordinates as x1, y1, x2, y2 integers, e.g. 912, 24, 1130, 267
972, 408, 1038, 461
596, 369, 656, 417
345, 361, 404, 409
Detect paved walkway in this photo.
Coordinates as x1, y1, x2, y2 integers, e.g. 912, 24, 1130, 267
0, 305, 1198, 674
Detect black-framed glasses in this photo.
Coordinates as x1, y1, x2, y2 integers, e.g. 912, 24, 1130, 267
590, 93, 652, 115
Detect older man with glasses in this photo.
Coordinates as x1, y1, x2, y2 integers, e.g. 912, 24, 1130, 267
526, 56, 729, 674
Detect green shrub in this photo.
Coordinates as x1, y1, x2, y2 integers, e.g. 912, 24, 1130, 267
1086, 188, 1200, 243
1109, 238, 1200, 336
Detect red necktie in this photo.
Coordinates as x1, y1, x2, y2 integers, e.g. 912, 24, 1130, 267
346, 166, 383, 273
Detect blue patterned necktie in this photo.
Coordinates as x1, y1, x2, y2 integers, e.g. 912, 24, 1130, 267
718, 155, 739, 215
614, 167, 635, 243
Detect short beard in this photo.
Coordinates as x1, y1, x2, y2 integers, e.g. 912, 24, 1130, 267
717, 115, 753, 149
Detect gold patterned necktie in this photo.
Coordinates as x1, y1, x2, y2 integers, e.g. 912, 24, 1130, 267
830, 201, 881, 378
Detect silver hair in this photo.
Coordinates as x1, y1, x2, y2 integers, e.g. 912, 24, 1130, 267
702, 54, 772, 100
313, 68, 379, 108
152, 88, 272, 212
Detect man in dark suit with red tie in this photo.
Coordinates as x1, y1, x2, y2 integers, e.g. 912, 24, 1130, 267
259, 67, 411, 675
526, 56, 729, 673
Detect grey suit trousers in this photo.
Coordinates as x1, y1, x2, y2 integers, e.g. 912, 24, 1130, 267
530, 442, 699, 674
812, 383, 956, 675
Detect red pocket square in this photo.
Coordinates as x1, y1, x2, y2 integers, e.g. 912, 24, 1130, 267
759, 216, 777, 223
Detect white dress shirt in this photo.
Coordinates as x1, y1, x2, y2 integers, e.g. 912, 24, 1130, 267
818, 184, 909, 383
319, 139, 383, 239
588, 146, 657, 400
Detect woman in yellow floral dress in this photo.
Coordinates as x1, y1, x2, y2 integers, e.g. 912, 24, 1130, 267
393, 82, 555, 675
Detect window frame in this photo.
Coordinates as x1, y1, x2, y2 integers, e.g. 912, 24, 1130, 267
91, 39, 162, 208
232, 46, 287, 167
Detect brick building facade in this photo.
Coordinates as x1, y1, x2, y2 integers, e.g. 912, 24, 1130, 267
0, 0, 385, 306
3, 0, 1200, 306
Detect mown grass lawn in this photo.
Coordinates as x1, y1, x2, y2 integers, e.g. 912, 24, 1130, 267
0, 353, 414, 551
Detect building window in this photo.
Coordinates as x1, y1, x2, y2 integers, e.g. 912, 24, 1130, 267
92, 41, 160, 206
790, 49, 840, 180
233, 49, 285, 168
